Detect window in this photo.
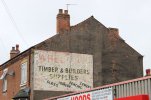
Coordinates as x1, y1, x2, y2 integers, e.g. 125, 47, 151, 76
21, 62, 27, 86
0, 68, 8, 92
2, 77, 7, 92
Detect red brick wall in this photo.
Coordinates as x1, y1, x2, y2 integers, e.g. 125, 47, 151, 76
0, 56, 30, 100
56, 9, 70, 33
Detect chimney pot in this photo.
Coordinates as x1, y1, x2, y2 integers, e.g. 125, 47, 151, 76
64, 10, 68, 14
16, 44, 19, 51
59, 9, 63, 14
12, 47, 15, 51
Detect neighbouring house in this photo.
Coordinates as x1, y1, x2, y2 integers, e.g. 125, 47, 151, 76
0, 9, 143, 100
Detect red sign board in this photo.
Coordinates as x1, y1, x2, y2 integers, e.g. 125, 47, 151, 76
115, 95, 149, 100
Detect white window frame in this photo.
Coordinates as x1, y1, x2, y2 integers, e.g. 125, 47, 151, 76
2, 68, 8, 92
20, 62, 27, 86
2, 77, 7, 92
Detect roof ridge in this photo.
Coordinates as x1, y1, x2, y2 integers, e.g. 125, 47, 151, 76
71, 16, 94, 28
71, 16, 107, 29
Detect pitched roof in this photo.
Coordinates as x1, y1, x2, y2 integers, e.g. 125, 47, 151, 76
71, 16, 107, 29
0, 16, 143, 69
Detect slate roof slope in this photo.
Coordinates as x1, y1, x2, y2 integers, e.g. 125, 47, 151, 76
34, 16, 107, 52
1, 16, 142, 66
35, 16, 142, 56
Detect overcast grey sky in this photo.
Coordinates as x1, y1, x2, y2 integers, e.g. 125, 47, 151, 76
0, 0, 151, 73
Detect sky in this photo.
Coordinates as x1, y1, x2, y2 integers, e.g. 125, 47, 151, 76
0, 0, 151, 74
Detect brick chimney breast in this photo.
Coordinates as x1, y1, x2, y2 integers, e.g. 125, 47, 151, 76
56, 9, 70, 34
10, 44, 20, 59
108, 27, 119, 38
10, 47, 16, 59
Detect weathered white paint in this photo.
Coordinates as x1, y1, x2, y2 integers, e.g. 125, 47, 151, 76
33, 50, 93, 91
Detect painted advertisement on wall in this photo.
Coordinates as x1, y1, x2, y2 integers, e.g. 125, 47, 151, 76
57, 88, 113, 100
33, 50, 93, 91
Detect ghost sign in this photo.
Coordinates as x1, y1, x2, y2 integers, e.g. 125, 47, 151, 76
33, 50, 93, 91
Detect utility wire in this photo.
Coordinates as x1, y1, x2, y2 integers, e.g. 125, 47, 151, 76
0, 0, 28, 47
0, 37, 8, 63
0, 37, 7, 52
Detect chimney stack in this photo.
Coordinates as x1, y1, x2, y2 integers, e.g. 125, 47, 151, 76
56, 9, 70, 34
10, 44, 20, 59
108, 28, 119, 38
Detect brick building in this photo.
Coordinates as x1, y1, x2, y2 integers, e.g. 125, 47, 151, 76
0, 9, 143, 100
